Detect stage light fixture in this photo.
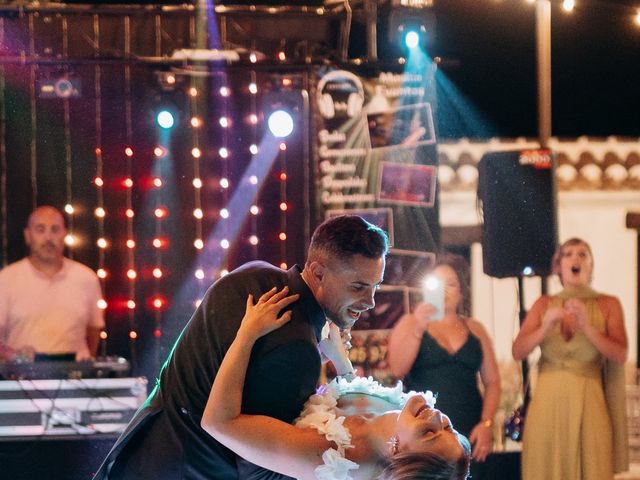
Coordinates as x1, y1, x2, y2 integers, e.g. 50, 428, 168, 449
381, 4, 436, 58
404, 28, 422, 49
216, 2, 344, 63
262, 88, 303, 140
267, 110, 294, 138
393, 17, 429, 51
156, 110, 175, 129
38, 77, 82, 99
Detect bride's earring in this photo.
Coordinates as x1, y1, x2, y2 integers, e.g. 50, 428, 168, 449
388, 436, 399, 456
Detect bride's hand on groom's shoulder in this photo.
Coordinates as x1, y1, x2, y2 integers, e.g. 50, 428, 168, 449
239, 286, 300, 341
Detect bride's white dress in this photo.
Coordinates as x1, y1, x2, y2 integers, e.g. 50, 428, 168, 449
293, 376, 436, 480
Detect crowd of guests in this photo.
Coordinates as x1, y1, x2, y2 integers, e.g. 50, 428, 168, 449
387, 240, 629, 480
0, 207, 630, 480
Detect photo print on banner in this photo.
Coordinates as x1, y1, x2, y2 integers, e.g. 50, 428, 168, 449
315, 67, 440, 385
348, 250, 435, 383
315, 67, 440, 255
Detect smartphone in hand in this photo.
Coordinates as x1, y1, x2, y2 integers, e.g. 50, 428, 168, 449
422, 276, 444, 320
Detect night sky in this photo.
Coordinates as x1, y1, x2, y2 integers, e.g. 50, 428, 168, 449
423, 0, 640, 139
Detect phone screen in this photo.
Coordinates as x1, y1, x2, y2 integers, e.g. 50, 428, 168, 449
422, 276, 444, 320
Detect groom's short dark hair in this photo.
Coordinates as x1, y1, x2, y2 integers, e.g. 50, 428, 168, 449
306, 215, 389, 265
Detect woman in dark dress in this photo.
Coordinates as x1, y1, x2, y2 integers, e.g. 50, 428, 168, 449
387, 253, 501, 478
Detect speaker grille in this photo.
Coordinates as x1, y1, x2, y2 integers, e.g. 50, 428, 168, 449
478, 150, 558, 278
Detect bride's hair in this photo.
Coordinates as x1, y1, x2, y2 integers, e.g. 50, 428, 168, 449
376, 434, 471, 480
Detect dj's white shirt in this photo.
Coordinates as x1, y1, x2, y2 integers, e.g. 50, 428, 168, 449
0, 258, 104, 355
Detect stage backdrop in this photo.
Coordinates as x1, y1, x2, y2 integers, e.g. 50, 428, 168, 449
0, 6, 441, 381
312, 65, 441, 382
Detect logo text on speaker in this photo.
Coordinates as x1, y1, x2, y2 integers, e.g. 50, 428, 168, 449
518, 149, 552, 169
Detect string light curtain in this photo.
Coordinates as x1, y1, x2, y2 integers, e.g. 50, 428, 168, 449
0, 6, 312, 372
0, 19, 7, 266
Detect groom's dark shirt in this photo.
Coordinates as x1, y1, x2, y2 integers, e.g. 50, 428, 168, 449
94, 261, 326, 480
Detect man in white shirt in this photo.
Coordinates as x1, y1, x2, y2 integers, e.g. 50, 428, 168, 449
0, 206, 105, 362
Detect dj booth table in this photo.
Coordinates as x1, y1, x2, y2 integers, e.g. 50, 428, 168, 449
0, 377, 147, 436
0, 360, 146, 480
1, 432, 121, 480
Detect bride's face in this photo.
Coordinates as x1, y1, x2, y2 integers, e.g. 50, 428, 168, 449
395, 395, 466, 463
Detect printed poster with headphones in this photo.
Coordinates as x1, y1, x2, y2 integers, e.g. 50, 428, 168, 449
315, 67, 440, 384
314, 67, 440, 254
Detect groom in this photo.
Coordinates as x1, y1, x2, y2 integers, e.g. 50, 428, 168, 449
94, 215, 388, 479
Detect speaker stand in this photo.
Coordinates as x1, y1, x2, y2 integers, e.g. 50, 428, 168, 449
518, 274, 550, 412
517, 275, 531, 413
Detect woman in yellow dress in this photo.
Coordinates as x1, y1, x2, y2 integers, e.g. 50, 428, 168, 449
512, 237, 628, 480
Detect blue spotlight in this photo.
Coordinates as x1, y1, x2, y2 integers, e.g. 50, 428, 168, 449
156, 110, 175, 129
387, 6, 434, 59
267, 109, 294, 138
404, 29, 421, 49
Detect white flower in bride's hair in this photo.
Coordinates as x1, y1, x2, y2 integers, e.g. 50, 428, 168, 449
406, 389, 437, 409
315, 448, 359, 480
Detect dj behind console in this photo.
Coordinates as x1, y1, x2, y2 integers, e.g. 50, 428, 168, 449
0, 356, 146, 438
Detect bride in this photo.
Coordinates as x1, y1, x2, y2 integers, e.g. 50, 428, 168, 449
201, 287, 471, 480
